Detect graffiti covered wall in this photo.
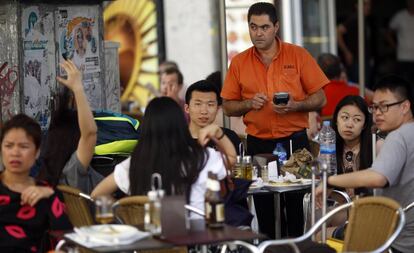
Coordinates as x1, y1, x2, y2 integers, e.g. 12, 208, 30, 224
0, 0, 20, 124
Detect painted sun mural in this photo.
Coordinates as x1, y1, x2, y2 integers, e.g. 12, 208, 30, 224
104, 0, 159, 108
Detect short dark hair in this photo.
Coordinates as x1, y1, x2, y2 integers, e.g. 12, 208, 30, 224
159, 60, 179, 73
0, 114, 41, 150
374, 75, 414, 113
248, 2, 278, 24
163, 67, 183, 85
317, 53, 341, 79
185, 80, 221, 105
206, 71, 222, 93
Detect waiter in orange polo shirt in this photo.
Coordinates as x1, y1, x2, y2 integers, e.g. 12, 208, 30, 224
221, 2, 329, 238
222, 2, 328, 156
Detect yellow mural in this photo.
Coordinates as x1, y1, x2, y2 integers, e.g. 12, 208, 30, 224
104, 0, 159, 108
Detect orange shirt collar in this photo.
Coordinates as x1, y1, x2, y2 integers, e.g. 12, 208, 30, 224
252, 36, 282, 61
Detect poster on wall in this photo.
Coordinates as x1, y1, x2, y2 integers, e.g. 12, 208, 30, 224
56, 6, 101, 109
22, 6, 53, 130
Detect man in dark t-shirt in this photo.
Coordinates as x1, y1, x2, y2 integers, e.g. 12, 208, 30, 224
185, 80, 241, 153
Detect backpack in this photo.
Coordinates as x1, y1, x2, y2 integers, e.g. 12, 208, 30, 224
91, 110, 139, 180
93, 110, 140, 155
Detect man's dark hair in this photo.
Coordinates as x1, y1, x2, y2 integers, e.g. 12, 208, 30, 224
185, 80, 221, 105
248, 2, 278, 24
374, 75, 414, 114
317, 53, 341, 80
206, 71, 222, 93
163, 67, 183, 85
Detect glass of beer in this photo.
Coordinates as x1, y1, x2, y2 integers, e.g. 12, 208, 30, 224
95, 195, 114, 224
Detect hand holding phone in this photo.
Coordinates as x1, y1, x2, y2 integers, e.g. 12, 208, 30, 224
273, 92, 289, 105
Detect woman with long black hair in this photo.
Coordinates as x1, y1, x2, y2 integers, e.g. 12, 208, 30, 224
331, 95, 373, 197
91, 97, 236, 215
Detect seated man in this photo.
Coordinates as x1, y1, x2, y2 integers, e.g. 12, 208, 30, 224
185, 80, 241, 153
316, 75, 414, 253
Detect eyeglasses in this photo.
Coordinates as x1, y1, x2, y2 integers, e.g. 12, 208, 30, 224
368, 100, 405, 114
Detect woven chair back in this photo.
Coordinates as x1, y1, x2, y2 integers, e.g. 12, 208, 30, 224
112, 195, 149, 226
343, 196, 400, 252
57, 185, 94, 227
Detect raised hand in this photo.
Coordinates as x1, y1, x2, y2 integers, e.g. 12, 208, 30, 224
56, 59, 83, 92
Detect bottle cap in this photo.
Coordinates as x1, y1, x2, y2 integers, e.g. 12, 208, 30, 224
147, 190, 158, 201
323, 121, 331, 127
157, 189, 165, 198
243, 156, 252, 163
236, 155, 243, 164
206, 178, 220, 191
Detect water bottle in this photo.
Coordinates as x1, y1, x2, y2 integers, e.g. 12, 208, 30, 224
273, 143, 287, 170
318, 121, 337, 175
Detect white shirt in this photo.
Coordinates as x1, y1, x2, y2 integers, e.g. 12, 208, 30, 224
113, 147, 227, 217
389, 10, 414, 61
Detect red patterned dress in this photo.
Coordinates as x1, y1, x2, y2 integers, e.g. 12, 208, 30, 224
0, 180, 72, 253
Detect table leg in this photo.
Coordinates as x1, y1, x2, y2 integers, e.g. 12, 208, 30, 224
274, 192, 281, 239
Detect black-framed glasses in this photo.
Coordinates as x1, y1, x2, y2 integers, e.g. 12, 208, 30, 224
368, 100, 405, 114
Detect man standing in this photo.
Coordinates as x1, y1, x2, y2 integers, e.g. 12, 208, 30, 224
388, 0, 414, 84
221, 2, 328, 237
221, 2, 328, 158
317, 75, 414, 253
185, 80, 241, 152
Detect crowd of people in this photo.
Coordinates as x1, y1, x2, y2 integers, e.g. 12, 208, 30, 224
0, 2, 413, 253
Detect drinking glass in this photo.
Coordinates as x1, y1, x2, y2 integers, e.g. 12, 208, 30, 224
95, 195, 114, 224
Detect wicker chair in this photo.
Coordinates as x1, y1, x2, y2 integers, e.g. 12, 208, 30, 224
57, 185, 95, 253
57, 185, 95, 227
112, 195, 149, 225
259, 196, 406, 253
112, 195, 188, 253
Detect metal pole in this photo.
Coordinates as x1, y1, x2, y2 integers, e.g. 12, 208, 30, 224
358, 0, 365, 97
310, 162, 317, 241
321, 167, 327, 243
218, 0, 230, 129
327, 0, 337, 55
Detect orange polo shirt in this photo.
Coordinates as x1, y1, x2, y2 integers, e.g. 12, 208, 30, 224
222, 37, 329, 139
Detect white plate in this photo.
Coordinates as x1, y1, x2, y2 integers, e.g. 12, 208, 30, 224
76, 224, 143, 241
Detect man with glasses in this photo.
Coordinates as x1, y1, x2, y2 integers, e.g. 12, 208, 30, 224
317, 75, 414, 253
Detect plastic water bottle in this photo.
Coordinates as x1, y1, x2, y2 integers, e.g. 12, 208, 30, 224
318, 121, 337, 175
273, 143, 287, 169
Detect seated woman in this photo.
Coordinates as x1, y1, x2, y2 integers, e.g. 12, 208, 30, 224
332, 95, 373, 198
0, 114, 71, 252
91, 97, 236, 216
38, 60, 100, 194
316, 95, 373, 238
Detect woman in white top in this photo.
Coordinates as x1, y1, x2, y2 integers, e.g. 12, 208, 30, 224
91, 97, 236, 214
